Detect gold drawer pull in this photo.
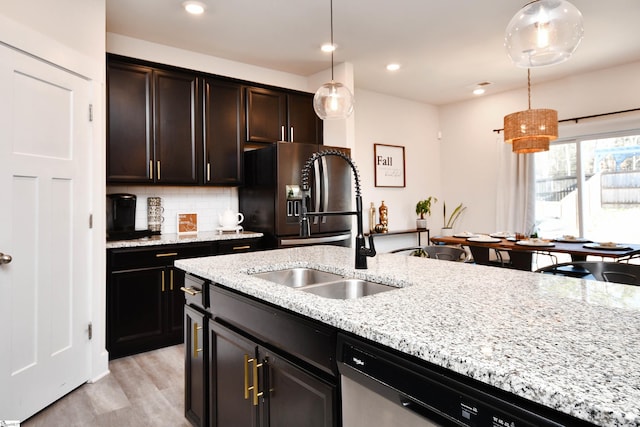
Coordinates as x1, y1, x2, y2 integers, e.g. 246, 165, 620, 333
180, 286, 201, 296
252, 358, 264, 406
156, 252, 178, 257
233, 245, 251, 251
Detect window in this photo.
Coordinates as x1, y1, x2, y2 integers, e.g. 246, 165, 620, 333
535, 133, 640, 243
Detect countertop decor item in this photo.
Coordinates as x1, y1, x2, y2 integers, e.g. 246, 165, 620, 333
313, 0, 354, 120
505, 0, 584, 68
503, 69, 557, 154
177, 213, 198, 235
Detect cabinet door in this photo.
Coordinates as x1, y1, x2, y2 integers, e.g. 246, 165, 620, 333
107, 61, 153, 183
246, 87, 287, 143
209, 321, 259, 427
263, 349, 336, 427
203, 79, 243, 185
107, 267, 164, 358
288, 93, 323, 145
167, 267, 186, 340
154, 69, 201, 184
185, 305, 207, 427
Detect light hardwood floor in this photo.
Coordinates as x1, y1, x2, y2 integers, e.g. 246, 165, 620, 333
23, 344, 190, 427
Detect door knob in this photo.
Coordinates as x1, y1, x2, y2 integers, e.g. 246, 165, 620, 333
0, 252, 12, 264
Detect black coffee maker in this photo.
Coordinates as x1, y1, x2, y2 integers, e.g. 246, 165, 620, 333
106, 193, 137, 239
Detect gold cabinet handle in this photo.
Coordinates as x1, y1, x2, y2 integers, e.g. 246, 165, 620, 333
193, 323, 203, 358
207, 162, 211, 182
233, 245, 251, 251
180, 286, 201, 296
244, 356, 263, 405
157, 160, 161, 180
252, 358, 264, 406
156, 252, 178, 258
244, 354, 251, 400
149, 160, 153, 180
161, 270, 165, 292
170, 269, 174, 291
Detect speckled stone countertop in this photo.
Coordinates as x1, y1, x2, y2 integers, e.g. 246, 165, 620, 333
106, 230, 263, 249
175, 246, 640, 426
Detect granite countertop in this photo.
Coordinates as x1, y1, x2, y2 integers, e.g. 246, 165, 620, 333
175, 246, 640, 426
106, 230, 263, 249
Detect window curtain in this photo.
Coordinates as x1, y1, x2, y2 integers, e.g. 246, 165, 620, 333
495, 136, 536, 235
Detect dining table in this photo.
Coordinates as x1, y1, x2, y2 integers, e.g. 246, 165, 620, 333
430, 234, 640, 271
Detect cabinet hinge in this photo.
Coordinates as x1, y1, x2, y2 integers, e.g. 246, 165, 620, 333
88, 322, 93, 340
89, 104, 93, 122
89, 213, 93, 229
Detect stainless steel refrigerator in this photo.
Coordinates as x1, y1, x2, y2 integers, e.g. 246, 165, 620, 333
240, 142, 352, 248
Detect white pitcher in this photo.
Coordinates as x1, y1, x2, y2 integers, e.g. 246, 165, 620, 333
219, 209, 244, 228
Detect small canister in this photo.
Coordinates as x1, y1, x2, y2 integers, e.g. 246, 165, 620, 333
147, 197, 164, 232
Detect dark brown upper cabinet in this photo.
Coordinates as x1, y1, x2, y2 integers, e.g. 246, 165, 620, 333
203, 78, 244, 186
107, 59, 201, 185
246, 87, 323, 145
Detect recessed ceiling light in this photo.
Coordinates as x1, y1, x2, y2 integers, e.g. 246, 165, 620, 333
321, 43, 336, 53
386, 63, 401, 71
472, 81, 492, 95
183, 1, 206, 15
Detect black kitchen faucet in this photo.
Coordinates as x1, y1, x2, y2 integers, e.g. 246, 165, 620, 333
299, 150, 376, 269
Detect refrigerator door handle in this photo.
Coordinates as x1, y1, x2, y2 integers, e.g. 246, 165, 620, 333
321, 157, 329, 224
313, 160, 321, 224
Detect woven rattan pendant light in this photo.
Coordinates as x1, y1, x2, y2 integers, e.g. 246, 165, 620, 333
503, 69, 557, 154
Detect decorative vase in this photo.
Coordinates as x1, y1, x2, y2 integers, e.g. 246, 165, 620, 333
441, 227, 454, 237
379, 201, 388, 228
416, 219, 427, 230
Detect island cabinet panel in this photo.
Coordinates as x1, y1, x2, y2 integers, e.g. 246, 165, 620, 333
245, 87, 322, 145
107, 56, 202, 185
185, 304, 208, 427
107, 242, 215, 359
208, 319, 336, 427
202, 78, 244, 186
187, 284, 338, 427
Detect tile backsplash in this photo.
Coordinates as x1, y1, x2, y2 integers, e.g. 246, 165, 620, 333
107, 185, 239, 233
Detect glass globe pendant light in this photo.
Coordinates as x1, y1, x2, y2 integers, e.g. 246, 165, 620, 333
314, 0, 354, 120
505, 0, 584, 67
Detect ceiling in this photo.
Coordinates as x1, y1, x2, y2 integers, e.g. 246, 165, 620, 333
106, 0, 640, 106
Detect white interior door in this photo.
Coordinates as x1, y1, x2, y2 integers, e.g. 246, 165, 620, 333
0, 43, 92, 421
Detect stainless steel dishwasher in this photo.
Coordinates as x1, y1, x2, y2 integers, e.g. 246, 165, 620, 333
337, 333, 595, 427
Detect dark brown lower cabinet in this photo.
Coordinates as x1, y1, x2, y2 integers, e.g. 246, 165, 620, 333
107, 266, 183, 359
208, 320, 335, 427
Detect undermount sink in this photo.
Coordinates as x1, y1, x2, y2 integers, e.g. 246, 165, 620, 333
251, 267, 343, 288
252, 268, 396, 299
300, 279, 395, 299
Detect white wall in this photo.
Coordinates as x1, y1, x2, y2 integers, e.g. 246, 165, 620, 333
439, 61, 640, 234
354, 89, 441, 252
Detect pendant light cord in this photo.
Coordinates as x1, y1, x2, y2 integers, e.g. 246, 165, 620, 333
330, 0, 334, 81
527, 68, 531, 110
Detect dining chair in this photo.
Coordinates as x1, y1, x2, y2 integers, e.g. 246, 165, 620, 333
391, 246, 469, 262
535, 261, 640, 285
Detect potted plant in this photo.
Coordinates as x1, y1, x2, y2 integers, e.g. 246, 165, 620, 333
415, 197, 437, 230
442, 202, 466, 236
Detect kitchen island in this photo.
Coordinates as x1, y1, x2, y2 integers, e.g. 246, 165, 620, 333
176, 245, 640, 426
